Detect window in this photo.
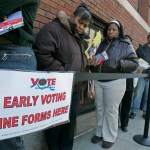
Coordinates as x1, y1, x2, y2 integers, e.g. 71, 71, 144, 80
138, 0, 141, 14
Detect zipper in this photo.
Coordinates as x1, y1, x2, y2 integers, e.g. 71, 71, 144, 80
2, 53, 32, 60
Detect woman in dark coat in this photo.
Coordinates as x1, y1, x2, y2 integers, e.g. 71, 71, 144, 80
34, 3, 92, 150
89, 20, 138, 149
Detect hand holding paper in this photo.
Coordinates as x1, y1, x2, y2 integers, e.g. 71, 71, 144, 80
87, 55, 96, 66
135, 58, 150, 73
87, 51, 109, 66
95, 51, 109, 66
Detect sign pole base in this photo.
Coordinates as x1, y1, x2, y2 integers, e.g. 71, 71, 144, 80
133, 135, 150, 147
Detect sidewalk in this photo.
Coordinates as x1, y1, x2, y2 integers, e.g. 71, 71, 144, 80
73, 110, 150, 150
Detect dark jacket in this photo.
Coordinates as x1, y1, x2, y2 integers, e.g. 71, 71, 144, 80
93, 38, 138, 73
34, 11, 87, 72
0, 0, 40, 46
136, 43, 150, 64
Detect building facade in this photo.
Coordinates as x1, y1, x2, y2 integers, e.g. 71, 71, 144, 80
34, 0, 150, 48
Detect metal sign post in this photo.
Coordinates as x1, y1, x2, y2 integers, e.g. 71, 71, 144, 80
133, 77, 150, 146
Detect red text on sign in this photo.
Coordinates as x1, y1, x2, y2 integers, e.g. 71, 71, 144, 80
0, 116, 19, 129
52, 105, 69, 117
22, 110, 51, 125
4, 95, 39, 108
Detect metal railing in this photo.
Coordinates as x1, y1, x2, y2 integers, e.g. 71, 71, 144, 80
75, 72, 150, 147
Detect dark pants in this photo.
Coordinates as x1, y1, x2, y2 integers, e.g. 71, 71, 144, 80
120, 89, 134, 127
120, 79, 134, 128
45, 91, 80, 150
0, 137, 26, 150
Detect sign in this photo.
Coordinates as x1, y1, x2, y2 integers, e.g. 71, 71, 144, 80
0, 70, 74, 140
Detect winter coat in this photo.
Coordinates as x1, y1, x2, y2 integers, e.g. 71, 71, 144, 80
136, 43, 150, 64
34, 11, 87, 72
94, 38, 139, 73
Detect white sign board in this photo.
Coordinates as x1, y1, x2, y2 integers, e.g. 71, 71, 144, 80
0, 70, 74, 140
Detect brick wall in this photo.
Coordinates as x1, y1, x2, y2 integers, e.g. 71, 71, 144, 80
34, 0, 150, 49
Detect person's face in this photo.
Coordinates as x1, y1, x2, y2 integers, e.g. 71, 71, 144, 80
73, 16, 90, 35
107, 23, 120, 40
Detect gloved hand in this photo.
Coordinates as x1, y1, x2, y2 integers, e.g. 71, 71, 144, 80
87, 55, 96, 66
142, 67, 150, 74
0, 16, 7, 21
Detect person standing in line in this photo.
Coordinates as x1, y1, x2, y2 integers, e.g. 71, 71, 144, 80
0, 0, 40, 150
120, 34, 135, 132
130, 33, 150, 119
33, 3, 92, 150
89, 20, 138, 148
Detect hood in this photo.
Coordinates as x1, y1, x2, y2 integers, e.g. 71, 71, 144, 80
56, 11, 89, 40
56, 11, 72, 33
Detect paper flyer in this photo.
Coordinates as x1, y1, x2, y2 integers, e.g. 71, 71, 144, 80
85, 31, 102, 59
136, 58, 150, 73
0, 11, 24, 35
95, 51, 109, 66
138, 58, 149, 69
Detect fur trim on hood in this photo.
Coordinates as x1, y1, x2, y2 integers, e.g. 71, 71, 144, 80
56, 11, 89, 39
57, 11, 72, 33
